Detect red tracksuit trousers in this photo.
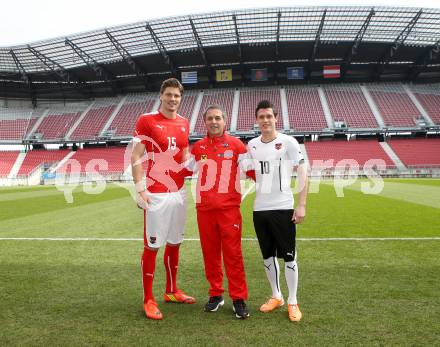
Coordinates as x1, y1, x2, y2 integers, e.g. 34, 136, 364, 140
197, 207, 248, 300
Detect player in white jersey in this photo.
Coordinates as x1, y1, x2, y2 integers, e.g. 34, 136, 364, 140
246, 100, 309, 322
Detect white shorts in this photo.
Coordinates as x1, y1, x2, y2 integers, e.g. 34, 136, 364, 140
143, 188, 187, 248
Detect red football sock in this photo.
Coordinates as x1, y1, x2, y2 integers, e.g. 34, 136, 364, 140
164, 244, 180, 293
141, 248, 158, 303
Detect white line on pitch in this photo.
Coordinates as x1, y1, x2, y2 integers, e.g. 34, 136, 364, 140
0, 237, 440, 241
297, 237, 440, 241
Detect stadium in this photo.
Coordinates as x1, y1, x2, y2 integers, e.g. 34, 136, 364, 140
1, 5, 439, 346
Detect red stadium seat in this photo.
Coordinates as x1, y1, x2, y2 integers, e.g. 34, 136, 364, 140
17, 149, 70, 176
57, 147, 129, 174
35, 112, 81, 140
369, 85, 421, 127
237, 89, 283, 131
108, 97, 155, 137
0, 108, 40, 141
70, 105, 116, 140
177, 94, 197, 120
324, 87, 378, 128
286, 88, 327, 131
0, 151, 20, 176
194, 90, 234, 134
305, 140, 395, 169
413, 93, 440, 125
387, 138, 440, 168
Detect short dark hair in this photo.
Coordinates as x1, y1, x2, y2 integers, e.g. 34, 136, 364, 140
203, 104, 227, 121
255, 100, 277, 118
160, 78, 184, 95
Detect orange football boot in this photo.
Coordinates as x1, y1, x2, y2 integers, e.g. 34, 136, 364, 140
287, 304, 302, 322
163, 289, 196, 304
260, 297, 285, 313
144, 299, 163, 320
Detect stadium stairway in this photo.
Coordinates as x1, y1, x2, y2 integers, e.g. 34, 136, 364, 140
189, 92, 204, 134
412, 88, 440, 125
280, 88, 290, 132
99, 96, 128, 136
317, 87, 335, 129
25, 109, 50, 139
229, 90, 240, 133
0, 151, 20, 178
379, 142, 406, 170
299, 144, 309, 164
65, 102, 96, 140
403, 85, 435, 126
151, 97, 161, 112
359, 86, 386, 128
49, 151, 75, 173
7, 152, 26, 179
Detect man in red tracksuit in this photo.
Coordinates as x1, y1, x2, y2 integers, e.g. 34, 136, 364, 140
187, 104, 251, 319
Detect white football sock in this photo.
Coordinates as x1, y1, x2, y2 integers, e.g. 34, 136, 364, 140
285, 260, 298, 305
263, 257, 282, 299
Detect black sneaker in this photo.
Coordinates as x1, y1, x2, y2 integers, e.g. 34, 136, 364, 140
204, 296, 224, 312
232, 299, 250, 319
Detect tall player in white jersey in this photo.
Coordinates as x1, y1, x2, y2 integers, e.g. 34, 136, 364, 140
247, 100, 309, 322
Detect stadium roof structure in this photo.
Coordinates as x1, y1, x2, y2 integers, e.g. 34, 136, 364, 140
1, 6, 440, 100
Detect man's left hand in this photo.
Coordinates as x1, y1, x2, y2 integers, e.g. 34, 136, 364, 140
292, 205, 306, 224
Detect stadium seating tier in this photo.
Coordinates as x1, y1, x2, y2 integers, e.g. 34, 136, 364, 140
324, 89, 378, 128
0, 151, 20, 176
388, 139, 440, 168
286, 88, 327, 131
17, 149, 70, 175
194, 91, 234, 134
56, 147, 129, 174
305, 140, 395, 169
238, 89, 283, 131
70, 105, 116, 140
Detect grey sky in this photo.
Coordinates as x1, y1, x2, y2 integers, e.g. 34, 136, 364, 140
1, 0, 439, 46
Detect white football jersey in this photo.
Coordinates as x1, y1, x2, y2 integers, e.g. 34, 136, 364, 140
246, 133, 304, 211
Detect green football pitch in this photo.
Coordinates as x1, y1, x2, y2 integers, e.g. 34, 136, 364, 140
1, 178, 439, 346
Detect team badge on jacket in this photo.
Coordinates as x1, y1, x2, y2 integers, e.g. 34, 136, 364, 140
224, 150, 233, 159
275, 143, 283, 150
181, 127, 186, 132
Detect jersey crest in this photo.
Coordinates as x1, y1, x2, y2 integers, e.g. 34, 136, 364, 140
224, 150, 233, 159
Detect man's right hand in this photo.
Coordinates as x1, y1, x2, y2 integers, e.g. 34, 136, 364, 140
136, 190, 150, 210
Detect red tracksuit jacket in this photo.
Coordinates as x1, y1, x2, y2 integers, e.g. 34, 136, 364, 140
190, 132, 247, 210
